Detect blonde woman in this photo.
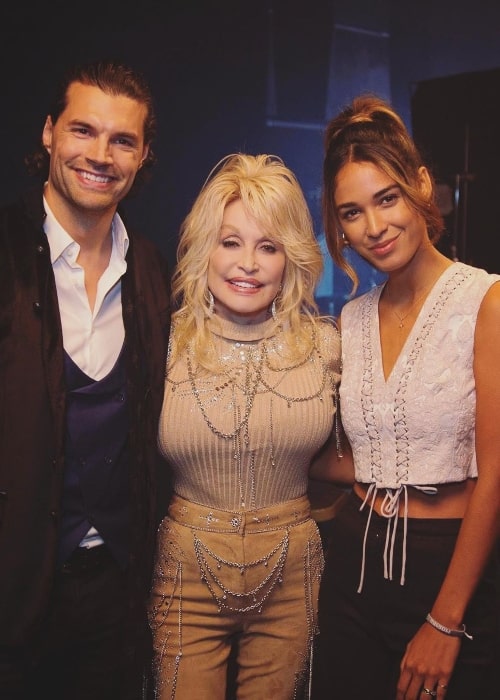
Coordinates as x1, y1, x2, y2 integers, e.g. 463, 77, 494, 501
148, 154, 351, 699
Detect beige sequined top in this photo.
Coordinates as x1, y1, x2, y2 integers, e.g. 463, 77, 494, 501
158, 316, 341, 511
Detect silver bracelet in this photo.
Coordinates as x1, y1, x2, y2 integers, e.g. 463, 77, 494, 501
425, 613, 473, 640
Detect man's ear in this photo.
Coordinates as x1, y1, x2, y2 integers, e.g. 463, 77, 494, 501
42, 116, 53, 154
139, 144, 149, 169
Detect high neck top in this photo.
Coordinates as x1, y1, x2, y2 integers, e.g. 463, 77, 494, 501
159, 318, 341, 511
207, 315, 279, 343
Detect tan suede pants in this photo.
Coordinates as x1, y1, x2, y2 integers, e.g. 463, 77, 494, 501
148, 495, 324, 700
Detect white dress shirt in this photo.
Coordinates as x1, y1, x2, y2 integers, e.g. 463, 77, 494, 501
43, 197, 128, 381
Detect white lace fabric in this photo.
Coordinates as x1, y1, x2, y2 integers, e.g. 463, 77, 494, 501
340, 262, 500, 591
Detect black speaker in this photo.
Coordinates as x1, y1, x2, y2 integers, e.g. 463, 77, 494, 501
411, 69, 500, 273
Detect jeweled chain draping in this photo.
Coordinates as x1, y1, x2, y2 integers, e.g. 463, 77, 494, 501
193, 530, 289, 613
185, 342, 264, 440
181, 329, 332, 440
166, 328, 340, 506
149, 554, 183, 700
150, 522, 324, 698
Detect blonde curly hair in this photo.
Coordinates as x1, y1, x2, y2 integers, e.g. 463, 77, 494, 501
170, 153, 325, 369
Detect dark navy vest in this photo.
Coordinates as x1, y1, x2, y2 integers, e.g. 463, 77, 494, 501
58, 348, 130, 568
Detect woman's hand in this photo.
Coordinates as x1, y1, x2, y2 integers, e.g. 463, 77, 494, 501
396, 623, 460, 699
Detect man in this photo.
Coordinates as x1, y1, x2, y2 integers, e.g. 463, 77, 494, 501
0, 60, 171, 699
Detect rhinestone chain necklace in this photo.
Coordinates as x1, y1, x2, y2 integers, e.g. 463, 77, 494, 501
185, 331, 330, 436
185, 340, 265, 441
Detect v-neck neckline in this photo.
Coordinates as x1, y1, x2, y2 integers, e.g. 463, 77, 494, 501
375, 263, 456, 384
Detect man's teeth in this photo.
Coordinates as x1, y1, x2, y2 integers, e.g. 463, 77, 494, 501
82, 172, 112, 183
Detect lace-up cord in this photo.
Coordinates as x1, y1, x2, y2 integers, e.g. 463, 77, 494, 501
357, 485, 410, 592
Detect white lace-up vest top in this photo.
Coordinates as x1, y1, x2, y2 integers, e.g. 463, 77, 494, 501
340, 262, 500, 589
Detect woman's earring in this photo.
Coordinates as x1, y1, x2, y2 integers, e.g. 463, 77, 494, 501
207, 289, 215, 316
271, 285, 282, 321
271, 297, 278, 321
340, 230, 350, 247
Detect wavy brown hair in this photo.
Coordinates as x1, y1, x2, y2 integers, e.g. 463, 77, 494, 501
323, 94, 444, 291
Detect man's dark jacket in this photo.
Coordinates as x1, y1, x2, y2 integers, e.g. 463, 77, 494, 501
0, 186, 171, 649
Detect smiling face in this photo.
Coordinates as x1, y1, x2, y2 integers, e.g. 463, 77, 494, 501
42, 81, 148, 223
207, 199, 286, 324
334, 161, 431, 274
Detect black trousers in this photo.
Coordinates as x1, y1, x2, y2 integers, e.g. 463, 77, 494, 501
312, 491, 499, 700
0, 545, 146, 700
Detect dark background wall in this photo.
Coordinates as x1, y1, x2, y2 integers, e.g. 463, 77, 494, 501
1, 0, 499, 313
